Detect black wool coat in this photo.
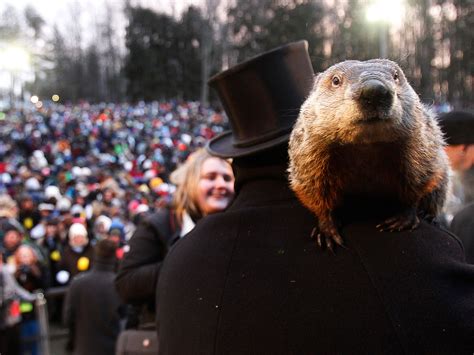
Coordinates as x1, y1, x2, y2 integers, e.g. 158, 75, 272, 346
64, 258, 122, 355
156, 163, 474, 355
451, 201, 474, 264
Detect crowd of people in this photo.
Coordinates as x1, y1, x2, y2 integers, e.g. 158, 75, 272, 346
0, 100, 230, 354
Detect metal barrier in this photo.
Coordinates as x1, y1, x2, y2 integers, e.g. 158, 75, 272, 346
21, 286, 69, 355
36, 293, 51, 355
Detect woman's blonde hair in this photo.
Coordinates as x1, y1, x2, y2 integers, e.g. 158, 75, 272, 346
170, 148, 229, 224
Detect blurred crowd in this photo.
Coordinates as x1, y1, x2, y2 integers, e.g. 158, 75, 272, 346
0, 100, 228, 354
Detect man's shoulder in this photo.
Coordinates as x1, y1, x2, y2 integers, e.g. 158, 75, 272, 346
71, 268, 116, 287
452, 201, 474, 227
205, 199, 314, 224
68, 270, 91, 289
166, 200, 315, 258
75, 269, 94, 279
144, 208, 172, 222
343, 219, 466, 268
141, 208, 176, 236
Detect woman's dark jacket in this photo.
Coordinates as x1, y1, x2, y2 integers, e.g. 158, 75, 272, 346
156, 160, 474, 355
115, 209, 179, 304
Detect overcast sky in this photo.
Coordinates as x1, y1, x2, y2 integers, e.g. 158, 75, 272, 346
2, 0, 200, 25
1, 0, 204, 50
4, 0, 108, 24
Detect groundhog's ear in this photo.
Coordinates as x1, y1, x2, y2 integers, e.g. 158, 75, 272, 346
312, 73, 322, 89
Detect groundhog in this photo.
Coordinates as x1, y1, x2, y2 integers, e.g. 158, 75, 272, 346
288, 59, 450, 251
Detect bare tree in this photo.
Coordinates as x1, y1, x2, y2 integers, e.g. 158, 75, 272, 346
100, 1, 124, 101
24, 6, 45, 39
65, 1, 85, 101
200, 0, 230, 106
0, 5, 21, 40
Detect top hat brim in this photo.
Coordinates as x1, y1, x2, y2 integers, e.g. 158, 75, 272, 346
206, 130, 291, 158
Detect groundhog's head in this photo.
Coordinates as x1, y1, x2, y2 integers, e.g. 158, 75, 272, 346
299, 59, 421, 144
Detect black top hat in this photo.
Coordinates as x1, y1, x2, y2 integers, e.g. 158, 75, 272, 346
206, 40, 314, 158
438, 110, 474, 145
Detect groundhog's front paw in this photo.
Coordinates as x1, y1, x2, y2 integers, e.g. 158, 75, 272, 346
377, 209, 420, 232
311, 222, 345, 253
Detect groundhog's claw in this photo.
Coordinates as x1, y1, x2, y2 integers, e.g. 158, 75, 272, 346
417, 211, 436, 223
311, 225, 345, 253
377, 210, 420, 232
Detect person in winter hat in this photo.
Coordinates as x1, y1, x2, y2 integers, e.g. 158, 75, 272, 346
93, 215, 112, 242
56, 223, 94, 285
1, 220, 25, 263
0, 194, 18, 219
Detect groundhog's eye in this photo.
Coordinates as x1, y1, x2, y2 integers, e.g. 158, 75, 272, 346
331, 75, 342, 87
393, 71, 400, 82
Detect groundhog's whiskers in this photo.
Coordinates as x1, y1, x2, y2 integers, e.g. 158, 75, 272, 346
279, 108, 304, 118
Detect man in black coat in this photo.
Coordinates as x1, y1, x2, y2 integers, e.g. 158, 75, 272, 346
64, 239, 123, 355
156, 41, 474, 354
451, 201, 474, 263
438, 110, 474, 263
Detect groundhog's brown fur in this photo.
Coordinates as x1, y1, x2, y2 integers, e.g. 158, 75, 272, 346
288, 59, 450, 251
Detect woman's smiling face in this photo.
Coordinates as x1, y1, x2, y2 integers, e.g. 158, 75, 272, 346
196, 157, 234, 216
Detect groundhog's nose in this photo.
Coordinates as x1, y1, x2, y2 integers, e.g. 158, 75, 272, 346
359, 80, 393, 108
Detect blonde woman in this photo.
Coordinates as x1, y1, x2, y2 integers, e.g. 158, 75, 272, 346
115, 148, 234, 306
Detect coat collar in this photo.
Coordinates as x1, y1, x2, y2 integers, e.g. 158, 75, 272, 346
93, 258, 116, 272
180, 211, 196, 237
229, 162, 299, 209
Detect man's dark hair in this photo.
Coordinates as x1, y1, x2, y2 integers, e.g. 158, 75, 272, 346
94, 239, 117, 260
